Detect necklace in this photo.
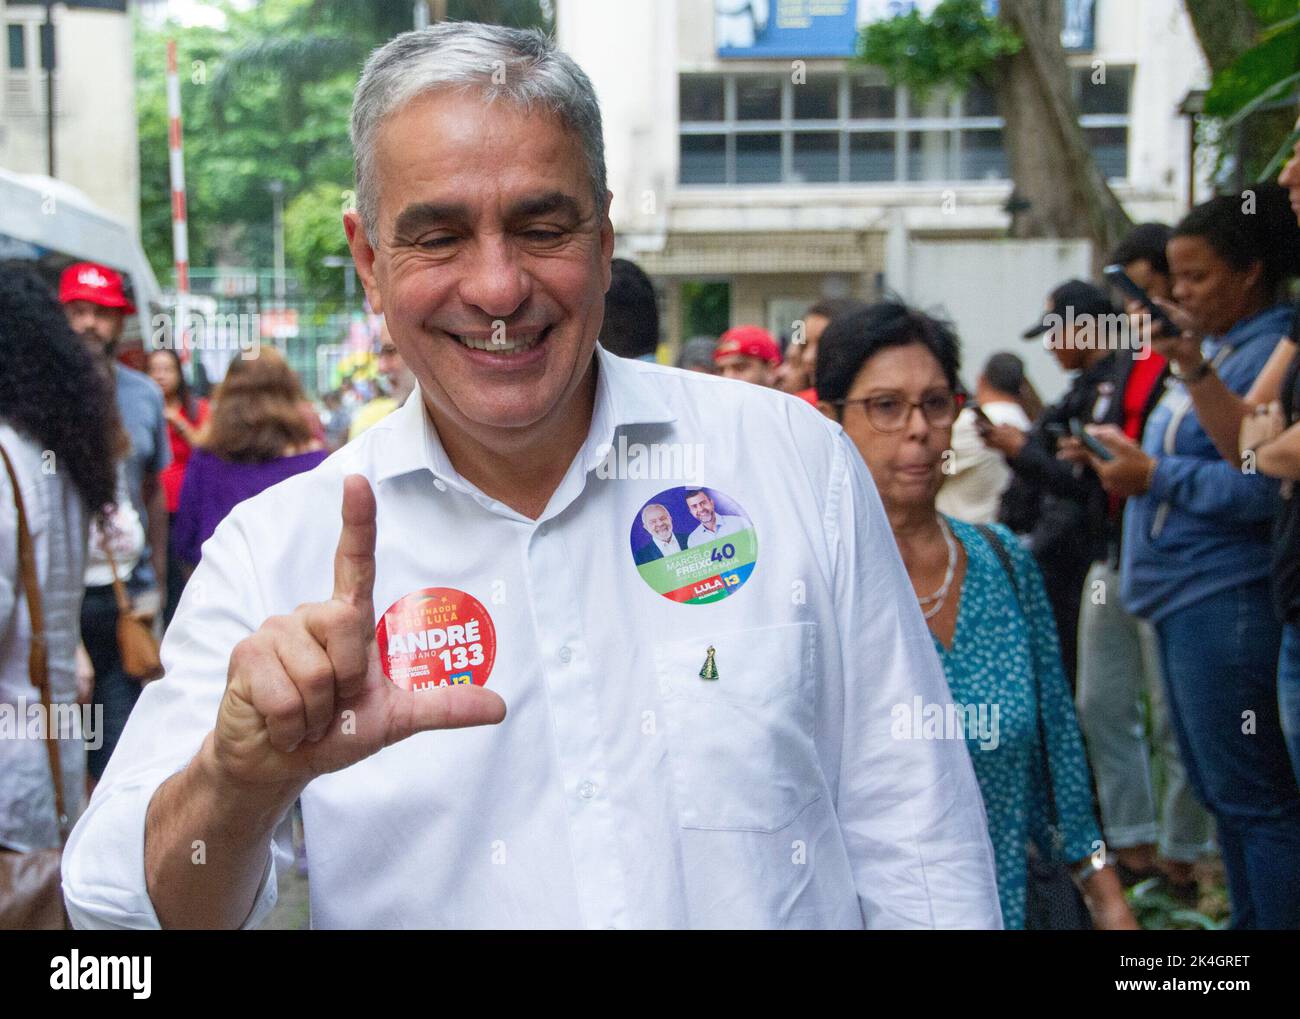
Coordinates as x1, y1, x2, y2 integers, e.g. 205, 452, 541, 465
917, 515, 957, 620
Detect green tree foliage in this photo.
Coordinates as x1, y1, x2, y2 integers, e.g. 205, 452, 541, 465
854, 0, 1130, 263
1198, 0, 1300, 182
136, 0, 552, 293
855, 0, 1021, 102
681, 281, 730, 342
284, 181, 354, 296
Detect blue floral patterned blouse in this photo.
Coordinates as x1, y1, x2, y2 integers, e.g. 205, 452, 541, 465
932, 518, 1101, 929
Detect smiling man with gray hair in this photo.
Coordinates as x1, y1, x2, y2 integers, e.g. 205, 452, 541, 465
62, 22, 1001, 930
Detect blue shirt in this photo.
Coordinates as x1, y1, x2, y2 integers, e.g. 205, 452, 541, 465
933, 519, 1101, 929
113, 364, 170, 589
1120, 305, 1289, 623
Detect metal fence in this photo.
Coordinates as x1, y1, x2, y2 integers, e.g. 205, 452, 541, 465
177, 268, 378, 400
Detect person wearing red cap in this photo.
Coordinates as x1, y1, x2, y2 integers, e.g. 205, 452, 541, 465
60, 261, 137, 340
713, 324, 781, 387
59, 261, 171, 783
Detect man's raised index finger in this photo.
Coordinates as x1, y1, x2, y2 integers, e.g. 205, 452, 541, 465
333, 473, 377, 613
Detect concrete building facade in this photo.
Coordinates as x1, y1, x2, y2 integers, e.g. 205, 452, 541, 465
1, 0, 139, 230
557, 0, 1210, 396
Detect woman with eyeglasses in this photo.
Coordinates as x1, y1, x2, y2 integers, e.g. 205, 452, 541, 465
816, 302, 1135, 930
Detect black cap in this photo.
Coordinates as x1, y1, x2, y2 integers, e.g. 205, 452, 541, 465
1022, 280, 1116, 339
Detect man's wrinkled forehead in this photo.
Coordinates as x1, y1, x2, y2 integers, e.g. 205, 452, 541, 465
370, 90, 594, 234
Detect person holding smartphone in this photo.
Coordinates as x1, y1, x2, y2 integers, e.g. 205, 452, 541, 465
1056, 224, 1213, 904
936, 352, 1034, 525
1134, 131, 1300, 794
1083, 183, 1300, 929
982, 281, 1118, 691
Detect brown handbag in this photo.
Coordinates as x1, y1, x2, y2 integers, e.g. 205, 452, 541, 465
0, 441, 71, 930
103, 540, 164, 682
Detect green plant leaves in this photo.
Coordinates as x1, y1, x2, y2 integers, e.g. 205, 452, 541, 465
854, 0, 1022, 102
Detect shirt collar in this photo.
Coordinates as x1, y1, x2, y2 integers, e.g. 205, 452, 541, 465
373, 344, 676, 486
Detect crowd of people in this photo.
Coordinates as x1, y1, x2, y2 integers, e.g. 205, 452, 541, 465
2, 20, 1299, 930
594, 150, 1300, 930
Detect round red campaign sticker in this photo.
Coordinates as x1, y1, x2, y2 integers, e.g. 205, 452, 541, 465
375, 587, 497, 691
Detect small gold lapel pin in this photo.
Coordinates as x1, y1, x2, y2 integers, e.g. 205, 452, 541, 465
698, 645, 718, 681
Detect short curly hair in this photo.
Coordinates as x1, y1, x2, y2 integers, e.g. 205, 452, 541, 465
0, 265, 121, 516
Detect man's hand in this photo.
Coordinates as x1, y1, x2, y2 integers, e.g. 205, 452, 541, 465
1083, 424, 1154, 498
211, 473, 507, 789
981, 423, 1027, 458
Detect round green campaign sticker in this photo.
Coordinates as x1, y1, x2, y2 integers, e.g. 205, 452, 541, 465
629, 486, 758, 604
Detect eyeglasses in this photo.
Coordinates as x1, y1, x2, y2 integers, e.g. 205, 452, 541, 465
828, 391, 960, 433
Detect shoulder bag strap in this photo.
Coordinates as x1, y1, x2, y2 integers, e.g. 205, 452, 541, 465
0, 441, 69, 845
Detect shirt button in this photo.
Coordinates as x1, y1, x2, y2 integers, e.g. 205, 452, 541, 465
579, 781, 597, 799
433, 478, 447, 492
558, 646, 573, 664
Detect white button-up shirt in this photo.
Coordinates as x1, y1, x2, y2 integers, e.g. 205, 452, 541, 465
63, 347, 1001, 929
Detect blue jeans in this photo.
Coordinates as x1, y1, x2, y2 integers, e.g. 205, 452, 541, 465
1076, 561, 1212, 860
1280, 623, 1300, 788
1156, 580, 1300, 929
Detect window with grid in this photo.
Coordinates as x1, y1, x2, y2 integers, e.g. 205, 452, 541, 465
679, 67, 1132, 186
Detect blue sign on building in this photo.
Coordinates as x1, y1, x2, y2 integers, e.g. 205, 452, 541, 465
715, 0, 1095, 59
715, 1, 859, 59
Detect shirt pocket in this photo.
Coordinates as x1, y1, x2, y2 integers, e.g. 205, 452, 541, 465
651, 622, 821, 833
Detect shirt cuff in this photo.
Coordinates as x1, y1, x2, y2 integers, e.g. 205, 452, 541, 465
62, 771, 279, 930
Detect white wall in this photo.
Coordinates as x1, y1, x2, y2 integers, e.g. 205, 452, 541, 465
558, 0, 678, 243
0, 3, 139, 230
905, 239, 1094, 401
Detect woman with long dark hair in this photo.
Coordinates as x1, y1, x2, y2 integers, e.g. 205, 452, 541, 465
0, 266, 121, 852
1086, 181, 1300, 929
147, 348, 209, 625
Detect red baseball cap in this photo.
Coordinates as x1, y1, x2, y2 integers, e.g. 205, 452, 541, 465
714, 325, 781, 367
58, 262, 136, 315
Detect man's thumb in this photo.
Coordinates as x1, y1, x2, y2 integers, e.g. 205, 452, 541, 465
333, 474, 377, 615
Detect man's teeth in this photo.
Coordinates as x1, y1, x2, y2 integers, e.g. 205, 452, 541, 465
453, 330, 545, 353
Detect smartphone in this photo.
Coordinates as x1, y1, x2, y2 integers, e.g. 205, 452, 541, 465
1102, 264, 1181, 338
1069, 417, 1116, 462
968, 402, 993, 432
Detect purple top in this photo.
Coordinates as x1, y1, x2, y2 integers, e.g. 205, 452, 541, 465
173, 447, 329, 566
